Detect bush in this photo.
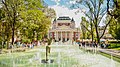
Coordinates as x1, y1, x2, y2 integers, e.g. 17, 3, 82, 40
108, 43, 120, 49
22, 38, 31, 43
109, 40, 120, 43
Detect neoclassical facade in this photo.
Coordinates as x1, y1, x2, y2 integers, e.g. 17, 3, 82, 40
49, 16, 80, 42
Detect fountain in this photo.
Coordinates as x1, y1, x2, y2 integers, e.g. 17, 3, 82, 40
57, 51, 61, 67
111, 54, 115, 67
0, 41, 120, 67
41, 38, 54, 64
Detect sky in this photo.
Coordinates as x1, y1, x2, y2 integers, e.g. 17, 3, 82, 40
43, 0, 109, 27
43, 0, 85, 27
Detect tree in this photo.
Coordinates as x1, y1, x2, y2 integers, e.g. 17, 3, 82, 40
0, 6, 12, 48
0, 0, 54, 49
80, 17, 94, 42
109, 18, 120, 40
107, 0, 120, 19
20, 10, 51, 41
107, 0, 120, 40
0, 8, 5, 49
1, 0, 27, 46
79, 0, 112, 44
81, 17, 89, 39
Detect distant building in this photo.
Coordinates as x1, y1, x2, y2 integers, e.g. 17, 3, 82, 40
48, 16, 80, 41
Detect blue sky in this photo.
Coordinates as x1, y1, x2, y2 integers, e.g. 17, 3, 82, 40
43, 0, 56, 6
43, 0, 110, 27
43, 0, 86, 27
44, 0, 72, 7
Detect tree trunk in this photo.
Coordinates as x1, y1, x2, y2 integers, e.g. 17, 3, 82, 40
12, 7, 16, 45
96, 27, 100, 44
12, 23, 15, 45
7, 40, 9, 49
7, 32, 9, 49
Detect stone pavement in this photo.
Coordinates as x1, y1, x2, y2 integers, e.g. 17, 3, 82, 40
81, 46, 120, 58
99, 49, 120, 58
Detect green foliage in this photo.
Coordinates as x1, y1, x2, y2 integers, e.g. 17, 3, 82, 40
81, 17, 94, 39
114, 27, 120, 39
20, 9, 51, 40
0, 0, 55, 48
109, 0, 120, 40
108, 43, 120, 49
109, 40, 120, 43
80, 0, 110, 43
81, 18, 87, 39
22, 38, 31, 43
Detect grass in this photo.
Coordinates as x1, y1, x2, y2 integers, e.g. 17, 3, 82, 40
108, 43, 120, 50
113, 48, 120, 50
99, 51, 120, 63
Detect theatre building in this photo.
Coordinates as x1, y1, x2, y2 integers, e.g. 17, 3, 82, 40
48, 16, 80, 41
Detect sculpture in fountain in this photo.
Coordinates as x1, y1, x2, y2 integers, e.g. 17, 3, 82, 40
41, 38, 54, 63
46, 43, 51, 61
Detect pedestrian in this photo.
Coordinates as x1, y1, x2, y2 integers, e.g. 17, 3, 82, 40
79, 42, 81, 49
100, 42, 104, 48
82, 41, 85, 47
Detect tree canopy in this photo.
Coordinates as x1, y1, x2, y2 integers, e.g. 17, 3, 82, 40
107, 0, 120, 40
0, 0, 55, 49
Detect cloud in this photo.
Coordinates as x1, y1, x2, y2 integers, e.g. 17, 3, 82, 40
69, 1, 76, 4
46, 0, 107, 27
51, 0, 60, 5
51, 0, 60, 2
49, 5, 85, 27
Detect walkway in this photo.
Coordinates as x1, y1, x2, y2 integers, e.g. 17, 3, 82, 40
80, 46, 120, 58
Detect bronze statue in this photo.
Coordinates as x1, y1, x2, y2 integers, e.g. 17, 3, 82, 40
45, 38, 52, 61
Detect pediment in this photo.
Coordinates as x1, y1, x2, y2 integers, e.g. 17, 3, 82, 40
58, 25, 71, 29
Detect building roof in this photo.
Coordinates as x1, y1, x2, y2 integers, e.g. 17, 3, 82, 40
53, 18, 56, 23
53, 18, 56, 21
71, 18, 75, 22
57, 16, 71, 20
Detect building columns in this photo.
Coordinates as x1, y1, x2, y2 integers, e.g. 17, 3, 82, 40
71, 31, 73, 41
55, 31, 57, 40
55, 31, 75, 42
61, 31, 62, 41
65, 32, 67, 41
56, 31, 58, 41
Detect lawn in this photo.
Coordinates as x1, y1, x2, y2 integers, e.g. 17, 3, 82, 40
108, 43, 120, 50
